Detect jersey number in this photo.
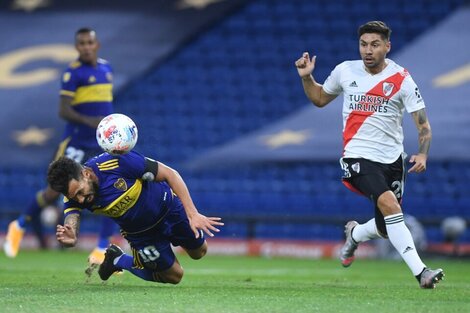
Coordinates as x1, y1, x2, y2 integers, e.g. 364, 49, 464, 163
65, 146, 85, 163
138, 245, 160, 262
391, 180, 402, 200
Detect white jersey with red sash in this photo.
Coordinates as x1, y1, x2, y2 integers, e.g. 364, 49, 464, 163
323, 59, 425, 163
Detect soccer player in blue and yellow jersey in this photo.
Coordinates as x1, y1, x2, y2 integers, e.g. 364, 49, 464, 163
4, 28, 117, 264
48, 152, 223, 283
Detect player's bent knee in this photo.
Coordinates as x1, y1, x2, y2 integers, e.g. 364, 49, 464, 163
377, 191, 402, 215
155, 265, 184, 284
185, 242, 207, 260
157, 272, 183, 284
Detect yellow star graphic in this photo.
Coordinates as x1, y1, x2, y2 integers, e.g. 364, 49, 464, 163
260, 129, 310, 149
10, 0, 51, 12
433, 62, 470, 88
176, 0, 225, 10
12, 126, 54, 146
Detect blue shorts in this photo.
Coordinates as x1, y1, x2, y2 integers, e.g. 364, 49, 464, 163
122, 197, 205, 272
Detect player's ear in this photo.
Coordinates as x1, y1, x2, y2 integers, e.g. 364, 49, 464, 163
386, 41, 391, 53
82, 168, 92, 179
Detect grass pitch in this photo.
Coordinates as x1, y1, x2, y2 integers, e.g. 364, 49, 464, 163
0, 250, 469, 313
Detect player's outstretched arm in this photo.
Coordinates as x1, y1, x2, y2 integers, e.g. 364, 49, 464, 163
408, 108, 432, 173
155, 162, 224, 238
295, 52, 337, 107
56, 213, 80, 247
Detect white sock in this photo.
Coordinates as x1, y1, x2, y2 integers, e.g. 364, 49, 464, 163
352, 218, 382, 243
385, 213, 426, 275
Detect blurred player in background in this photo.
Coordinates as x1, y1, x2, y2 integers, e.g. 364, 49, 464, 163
295, 21, 444, 288
4, 28, 117, 266
48, 152, 223, 284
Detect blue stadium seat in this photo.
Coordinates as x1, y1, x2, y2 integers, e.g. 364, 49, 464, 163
3, 0, 467, 244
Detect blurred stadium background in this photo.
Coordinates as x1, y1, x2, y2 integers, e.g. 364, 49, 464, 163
0, 0, 469, 258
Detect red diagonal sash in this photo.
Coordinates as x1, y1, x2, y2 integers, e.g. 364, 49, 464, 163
343, 70, 408, 151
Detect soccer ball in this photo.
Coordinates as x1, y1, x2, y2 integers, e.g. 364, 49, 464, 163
40, 206, 59, 227
441, 216, 467, 241
96, 113, 138, 155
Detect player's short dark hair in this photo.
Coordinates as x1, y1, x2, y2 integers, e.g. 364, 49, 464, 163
358, 21, 391, 41
47, 157, 83, 195
75, 27, 96, 40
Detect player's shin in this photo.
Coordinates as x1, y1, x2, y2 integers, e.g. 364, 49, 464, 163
384, 213, 426, 275
352, 218, 382, 242
113, 253, 165, 282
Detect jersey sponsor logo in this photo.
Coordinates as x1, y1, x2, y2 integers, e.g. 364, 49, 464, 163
349, 81, 358, 87
93, 179, 142, 218
114, 178, 128, 191
103, 195, 133, 217
349, 94, 390, 105
348, 94, 390, 113
382, 82, 395, 97
343, 71, 407, 151
348, 102, 388, 113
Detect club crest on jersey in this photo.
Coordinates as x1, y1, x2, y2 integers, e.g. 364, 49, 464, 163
382, 82, 395, 97
351, 162, 360, 173
114, 178, 128, 191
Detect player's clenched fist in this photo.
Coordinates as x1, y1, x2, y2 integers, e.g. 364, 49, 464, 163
295, 52, 316, 78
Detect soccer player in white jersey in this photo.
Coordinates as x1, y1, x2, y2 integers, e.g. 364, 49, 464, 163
295, 21, 444, 289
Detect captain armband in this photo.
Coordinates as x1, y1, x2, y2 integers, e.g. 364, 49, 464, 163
142, 157, 158, 181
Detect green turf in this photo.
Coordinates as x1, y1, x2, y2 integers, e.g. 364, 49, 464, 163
0, 251, 469, 313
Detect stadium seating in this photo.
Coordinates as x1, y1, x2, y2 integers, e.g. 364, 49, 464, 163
1, 0, 468, 244
115, 0, 468, 242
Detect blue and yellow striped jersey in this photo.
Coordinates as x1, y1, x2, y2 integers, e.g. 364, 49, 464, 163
60, 58, 114, 148
63, 151, 172, 233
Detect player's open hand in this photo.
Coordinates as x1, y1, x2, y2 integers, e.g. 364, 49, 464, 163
408, 153, 427, 173
188, 213, 224, 238
56, 224, 77, 247
295, 52, 316, 78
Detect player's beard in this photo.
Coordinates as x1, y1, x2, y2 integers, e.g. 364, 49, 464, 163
83, 181, 99, 206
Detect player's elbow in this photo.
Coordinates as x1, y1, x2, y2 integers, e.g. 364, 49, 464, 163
169, 168, 183, 182
307, 93, 330, 108
311, 100, 328, 108
309, 97, 329, 108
